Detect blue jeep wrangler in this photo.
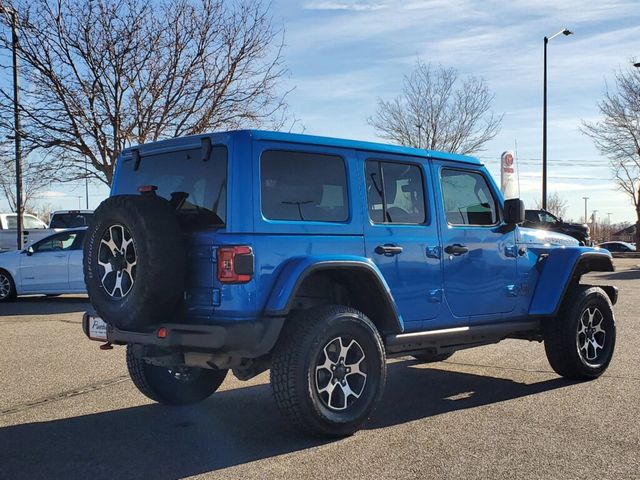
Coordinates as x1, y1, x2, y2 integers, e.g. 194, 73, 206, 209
82, 130, 617, 436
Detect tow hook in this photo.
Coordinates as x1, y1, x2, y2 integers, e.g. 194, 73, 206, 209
99, 342, 113, 350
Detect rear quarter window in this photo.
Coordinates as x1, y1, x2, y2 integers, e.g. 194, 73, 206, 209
260, 150, 349, 222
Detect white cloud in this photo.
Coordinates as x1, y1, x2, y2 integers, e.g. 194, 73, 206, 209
38, 190, 68, 198
303, 1, 388, 11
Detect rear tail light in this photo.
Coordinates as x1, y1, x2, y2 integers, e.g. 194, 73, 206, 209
217, 246, 254, 284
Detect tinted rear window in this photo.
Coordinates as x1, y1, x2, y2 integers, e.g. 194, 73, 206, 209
261, 150, 349, 222
50, 213, 93, 229
115, 145, 227, 226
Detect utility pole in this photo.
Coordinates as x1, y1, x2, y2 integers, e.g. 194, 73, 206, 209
582, 196, 589, 224
2, 6, 24, 250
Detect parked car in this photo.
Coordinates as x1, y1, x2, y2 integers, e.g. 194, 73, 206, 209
0, 227, 87, 302
524, 209, 592, 245
81, 130, 617, 437
0, 213, 55, 253
598, 241, 636, 253
49, 210, 94, 229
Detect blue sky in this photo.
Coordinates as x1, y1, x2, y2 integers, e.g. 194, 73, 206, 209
4, 0, 640, 224
273, 0, 640, 224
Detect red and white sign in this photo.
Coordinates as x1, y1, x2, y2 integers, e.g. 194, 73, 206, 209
500, 151, 517, 199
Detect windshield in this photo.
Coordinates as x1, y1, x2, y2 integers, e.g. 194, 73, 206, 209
50, 213, 93, 229
114, 145, 227, 226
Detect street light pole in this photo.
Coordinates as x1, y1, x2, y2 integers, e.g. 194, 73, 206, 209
543, 36, 548, 210
416, 123, 422, 149
582, 196, 589, 224
542, 28, 573, 211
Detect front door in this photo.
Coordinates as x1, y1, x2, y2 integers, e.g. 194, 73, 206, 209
433, 163, 517, 319
19, 231, 81, 292
361, 153, 442, 331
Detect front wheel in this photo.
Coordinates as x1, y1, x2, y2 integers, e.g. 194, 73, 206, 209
0, 270, 17, 302
544, 285, 616, 380
126, 346, 228, 405
271, 305, 386, 437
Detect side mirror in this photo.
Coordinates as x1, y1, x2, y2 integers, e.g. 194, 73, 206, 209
504, 198, 525, 225
26, 246, 34, 256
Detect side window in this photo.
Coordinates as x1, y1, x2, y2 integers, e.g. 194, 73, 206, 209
440, 169, 499, 226
365, 160, 426, 224
34, 232, 79, 253
23, 215, 46, 229
261, 150, 349, 222
6, 215, 45, 229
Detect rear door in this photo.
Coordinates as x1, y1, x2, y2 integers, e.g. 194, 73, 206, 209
360, 153, 442, 331
433, 162, 517, 319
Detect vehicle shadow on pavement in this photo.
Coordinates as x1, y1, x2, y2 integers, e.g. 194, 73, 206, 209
0, 296, 89, 317
597, 268, 640, 281
0, 361, 572, 480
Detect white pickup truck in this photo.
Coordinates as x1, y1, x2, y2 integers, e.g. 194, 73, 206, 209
0, 213, 55, 252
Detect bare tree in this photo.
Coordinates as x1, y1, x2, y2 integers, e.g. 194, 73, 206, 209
535, 192, 568, 219
0, 0, 291, 186
582, 66, 640, 245
0, 143, 58, 212
368, 61, 502, 154
29, 202, 56, 224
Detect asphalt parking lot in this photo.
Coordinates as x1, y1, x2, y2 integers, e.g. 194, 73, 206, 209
1, 260, 639, 480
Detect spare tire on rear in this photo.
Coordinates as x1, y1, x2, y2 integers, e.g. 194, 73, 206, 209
84, 194, 185, 330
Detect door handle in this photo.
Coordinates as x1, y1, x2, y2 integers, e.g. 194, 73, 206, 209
444, 244, 469, 256
375, 244, 403, 256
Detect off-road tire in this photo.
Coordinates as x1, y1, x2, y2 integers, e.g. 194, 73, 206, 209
126, 345, 227, 405
544, 285, 616, 380
271, 305, 386, 437
84, 194, 185, 330
0, 269, 17, 302
412, 351, 453, 363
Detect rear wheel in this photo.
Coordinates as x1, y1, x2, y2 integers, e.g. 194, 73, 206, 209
412, 351, 453, 363
126, 346, 228, 405
0, 270, 16, 302
544, 285, 616, 380
271, 305, 386, 437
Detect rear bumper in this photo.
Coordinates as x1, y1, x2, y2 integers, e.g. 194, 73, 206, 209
82, 312, 285, 358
